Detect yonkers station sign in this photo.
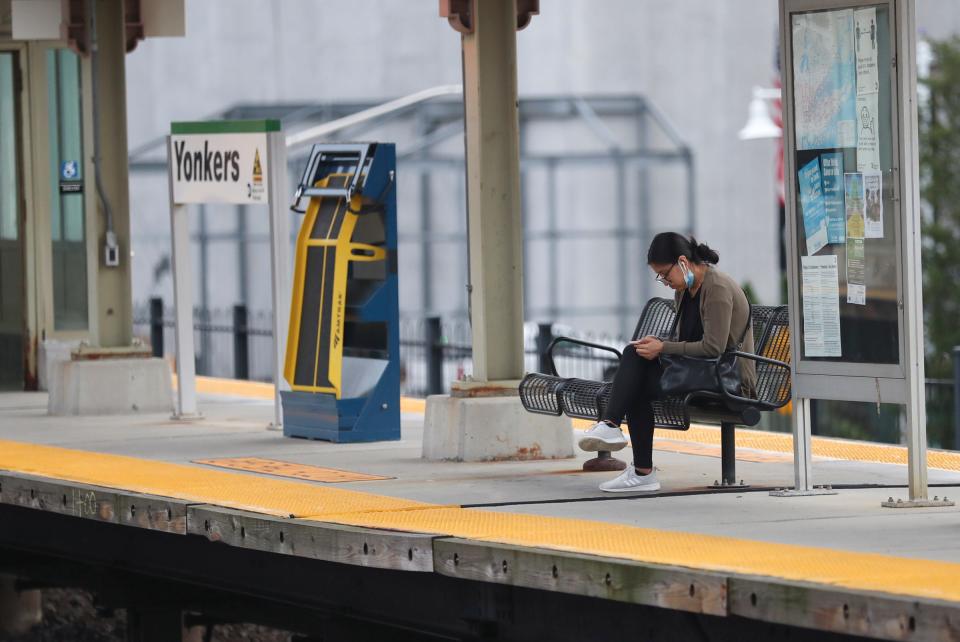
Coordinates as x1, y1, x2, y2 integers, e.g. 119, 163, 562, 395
170, 126, 270, 205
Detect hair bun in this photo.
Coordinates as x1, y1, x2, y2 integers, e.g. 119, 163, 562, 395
690, 238, 720, 264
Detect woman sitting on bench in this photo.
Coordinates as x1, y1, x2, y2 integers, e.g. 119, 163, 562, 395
578, 232, 756, 493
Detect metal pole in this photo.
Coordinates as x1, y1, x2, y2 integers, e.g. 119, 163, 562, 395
233, 304, 249, 381
720, 422, 736, 486
898, 0, 928, 501
954, 346, 960, 451
426, 316, 444, 395
267, 131, 292, 430
420, 168, 433, 313
636, 100, 652, 307
684, 148, 696, 235
537, 322, 553, 375
167, 138, 198, 418
198, 205, 211, 376
615, 154, 628, 337
149, 297, 163, 358
237, 204, 249, 307
792, 396, 813, 491
546, 159, 558, 320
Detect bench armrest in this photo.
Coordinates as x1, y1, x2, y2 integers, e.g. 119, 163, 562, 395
716, 351, 792, 409
544, 337, 622, 377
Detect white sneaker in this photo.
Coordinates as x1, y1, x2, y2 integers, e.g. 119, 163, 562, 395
599, 466, 660, 493
578, 422, 628, 452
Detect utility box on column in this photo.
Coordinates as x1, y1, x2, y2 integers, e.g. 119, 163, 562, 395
281, 143, 400, 442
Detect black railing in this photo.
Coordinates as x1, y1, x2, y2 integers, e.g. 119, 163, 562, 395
136, 297, 275, 382
134, 299, 625, 395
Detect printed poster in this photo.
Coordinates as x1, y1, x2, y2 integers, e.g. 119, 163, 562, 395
863, 171, 884, 238
820, 152, 846, 244
844, 172, 866, 239
798, 157, 828, 256
801, 255, 842, 357
846, 238, 866, 305
792, 10, 857, 150
854, 7, 880, 95
856, 91, 880, 172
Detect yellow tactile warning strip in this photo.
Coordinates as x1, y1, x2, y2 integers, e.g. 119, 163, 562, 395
194, 457, 392, 483
651, 439, 792, 463
184, 375, 960, 471
570, 418, 960, 472
186, 375, 427, 414
3, 439, 960, 604
0, 440, 434, 518
194, 376, 273, 399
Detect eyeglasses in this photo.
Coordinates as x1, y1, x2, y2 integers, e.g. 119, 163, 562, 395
655, 263, 677, 285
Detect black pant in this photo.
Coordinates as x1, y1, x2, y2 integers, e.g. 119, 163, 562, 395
601, 346, 662, 469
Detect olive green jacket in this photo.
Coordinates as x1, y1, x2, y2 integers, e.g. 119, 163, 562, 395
661, 266, 757, 398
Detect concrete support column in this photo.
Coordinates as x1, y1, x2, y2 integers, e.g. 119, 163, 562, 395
92, 0, 132, 347
424, 0, 572, 462
461, 0, 525, 384
0, 574, 42, 637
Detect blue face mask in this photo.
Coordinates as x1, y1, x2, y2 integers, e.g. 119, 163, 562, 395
680, 262, 695, 289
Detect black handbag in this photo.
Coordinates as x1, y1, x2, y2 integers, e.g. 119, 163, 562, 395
658, 297, 752, 397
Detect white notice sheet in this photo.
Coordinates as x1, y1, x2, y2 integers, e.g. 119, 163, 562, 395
863, 171, 884, 238
854, 7, 879, 95
801, 255, 842, 357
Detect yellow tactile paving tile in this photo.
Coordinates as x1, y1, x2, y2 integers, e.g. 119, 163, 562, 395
0, 440, 435, 518
194, 457, 392, 483
183, 376, 960, 471
652, 439, 792, 463
316, 506, 960, 605
3, 437, 960, 605
186, 375, 427, 414
195, 376, 274, 399
571, 418, 960, 472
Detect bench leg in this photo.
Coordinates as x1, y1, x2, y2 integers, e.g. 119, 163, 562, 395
721, 422, 736, 484
708, 422, 749, 489
582, 450, 627, 472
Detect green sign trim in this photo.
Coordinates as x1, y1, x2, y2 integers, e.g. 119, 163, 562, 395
171, 120, 281, 135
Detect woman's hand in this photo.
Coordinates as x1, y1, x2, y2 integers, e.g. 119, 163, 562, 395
631, 336, 663, 360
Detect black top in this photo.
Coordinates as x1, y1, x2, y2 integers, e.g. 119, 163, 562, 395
678, 290, 704, 342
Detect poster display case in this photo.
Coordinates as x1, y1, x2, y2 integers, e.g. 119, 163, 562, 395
779, 0, 930, 499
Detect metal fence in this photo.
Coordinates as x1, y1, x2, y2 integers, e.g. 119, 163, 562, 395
132, 298, 960, 449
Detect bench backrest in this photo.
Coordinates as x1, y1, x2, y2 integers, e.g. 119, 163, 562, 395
631, 298, 791, 408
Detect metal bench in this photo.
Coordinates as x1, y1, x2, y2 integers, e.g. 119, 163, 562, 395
519, 298, 792, 488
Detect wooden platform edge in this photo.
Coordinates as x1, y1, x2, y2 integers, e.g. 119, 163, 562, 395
0, 472, 189, 534
186, 505, 436, 573
432, 537, 728, 616
729, 576, 960, 642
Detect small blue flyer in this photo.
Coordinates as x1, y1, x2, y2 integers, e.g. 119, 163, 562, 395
798, 157, 828, 256
820, 152, 845, 244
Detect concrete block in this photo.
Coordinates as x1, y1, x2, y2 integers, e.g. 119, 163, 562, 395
422, 394, 574, 461
47, 358, 174, 416
37, 339, 80, 391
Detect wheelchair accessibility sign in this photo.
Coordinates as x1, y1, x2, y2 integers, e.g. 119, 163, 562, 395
59, 160, 82, 193
61, 161, 79, 180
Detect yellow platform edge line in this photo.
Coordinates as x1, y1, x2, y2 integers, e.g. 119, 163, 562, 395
2, 437, 960, 605
184, 375, 426, 414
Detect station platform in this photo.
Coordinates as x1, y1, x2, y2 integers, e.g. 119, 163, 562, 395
2, 378, 960, 641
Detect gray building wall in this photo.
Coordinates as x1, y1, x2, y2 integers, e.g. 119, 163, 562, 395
125, 1, 959, 345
